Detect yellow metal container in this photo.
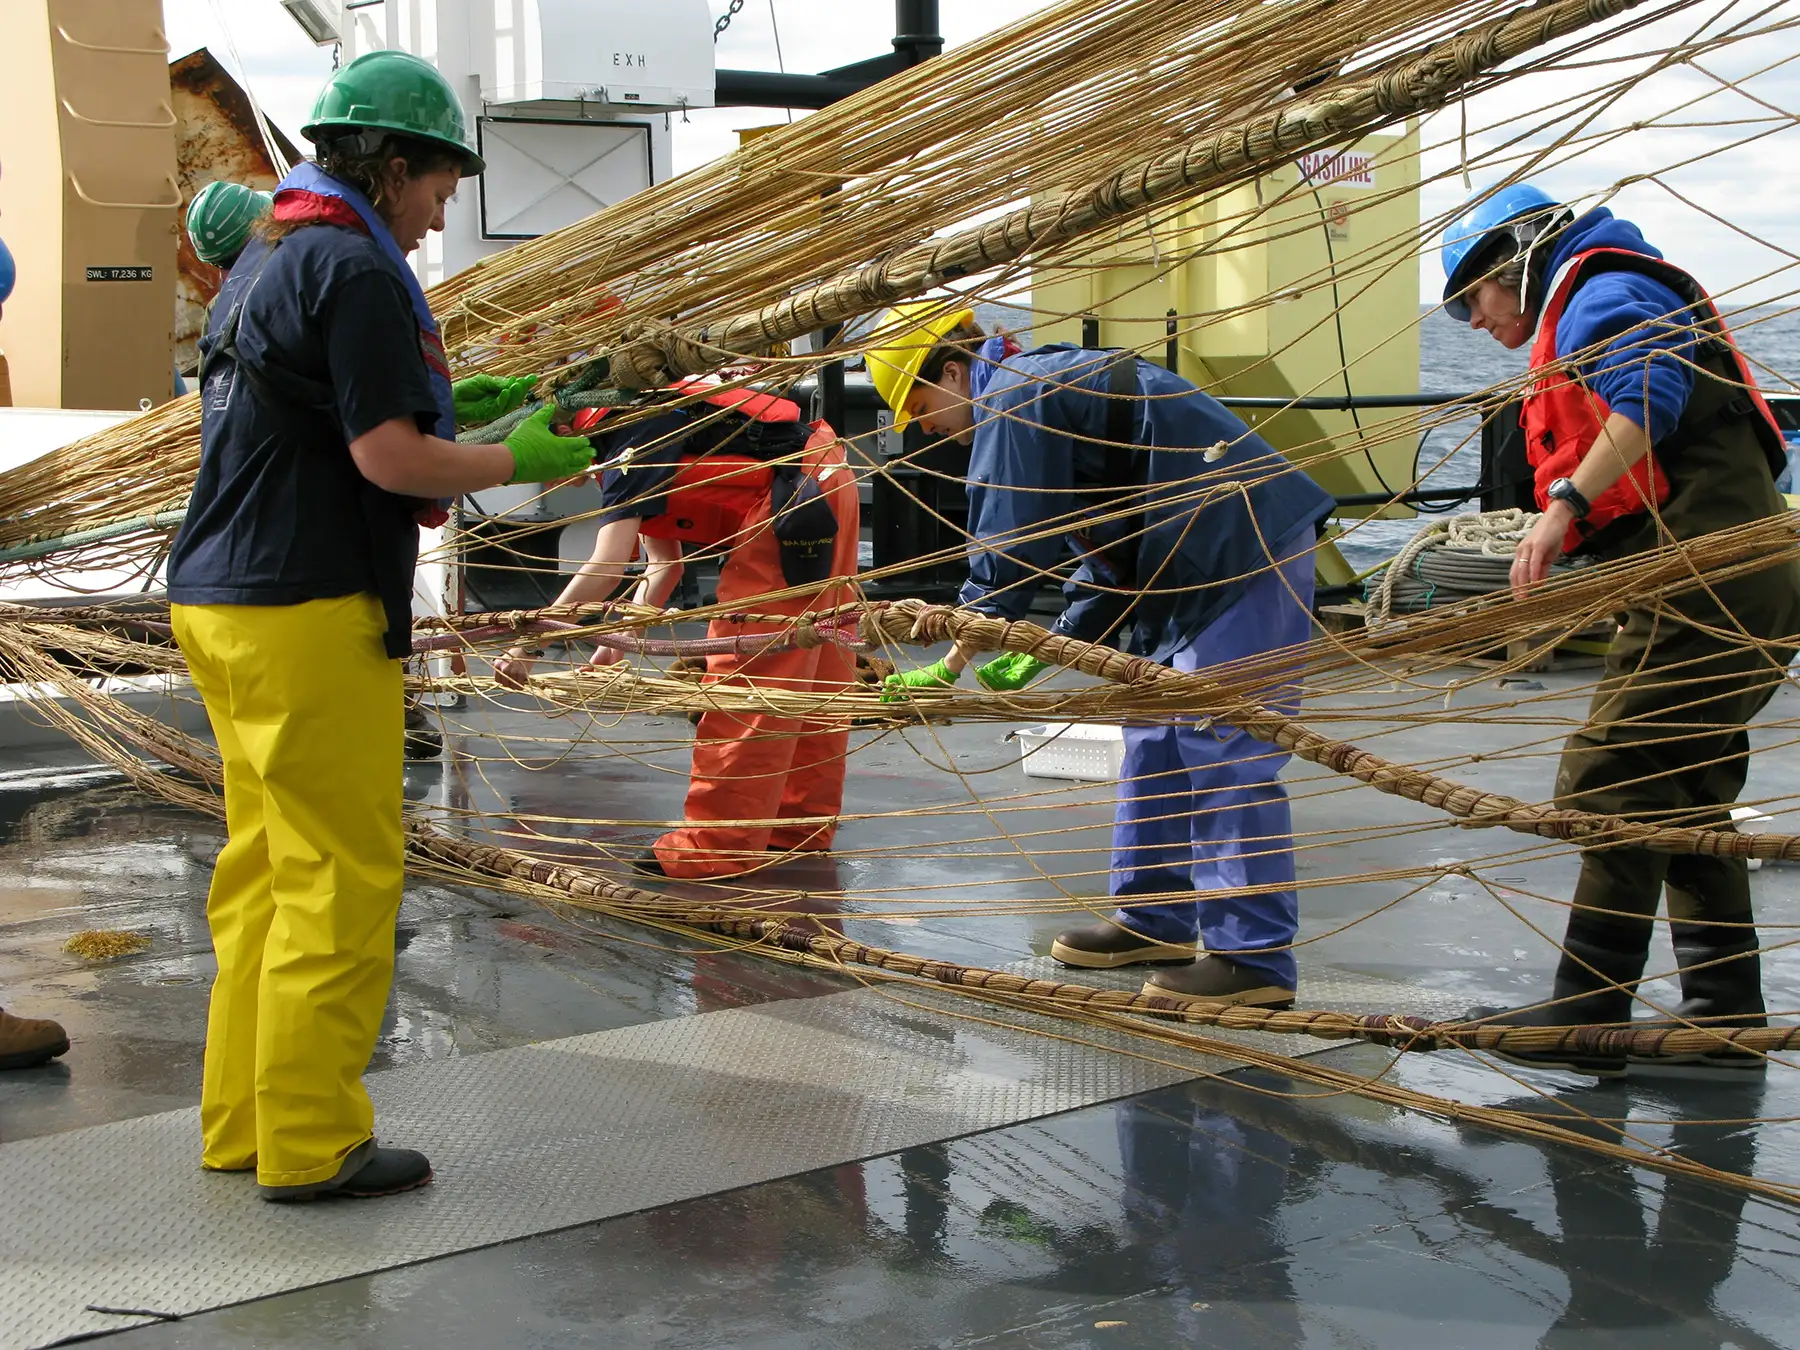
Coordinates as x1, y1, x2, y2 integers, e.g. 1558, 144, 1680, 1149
1034, 124, 1423, 524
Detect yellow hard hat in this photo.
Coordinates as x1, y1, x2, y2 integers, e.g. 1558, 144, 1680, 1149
865, 301, 976, 430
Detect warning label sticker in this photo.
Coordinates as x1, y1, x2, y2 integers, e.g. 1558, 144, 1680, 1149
1294, 151, 1374, 188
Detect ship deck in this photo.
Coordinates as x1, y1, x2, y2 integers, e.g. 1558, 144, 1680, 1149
3, 647, 1799, 1348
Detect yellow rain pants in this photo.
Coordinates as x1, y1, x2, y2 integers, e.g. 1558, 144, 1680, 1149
170, 594, 404, 1187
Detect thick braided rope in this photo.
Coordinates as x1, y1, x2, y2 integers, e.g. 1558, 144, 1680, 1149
406, 823, 1799, 1061
8, 620, 1779, 1066
411, 616, 865, 657
603, 0, 1645, 388
20, 571, 1800, 861
860, 599, 1800, 863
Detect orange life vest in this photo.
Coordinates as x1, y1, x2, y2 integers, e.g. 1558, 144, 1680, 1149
636, 455, 774, 545
1524, 248, 1782, 553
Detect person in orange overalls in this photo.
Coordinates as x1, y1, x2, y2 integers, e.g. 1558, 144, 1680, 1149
494, 384, 861, 880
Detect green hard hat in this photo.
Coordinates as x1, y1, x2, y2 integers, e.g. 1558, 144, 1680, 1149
302, 50, 484, 176
185, 180, 273, 265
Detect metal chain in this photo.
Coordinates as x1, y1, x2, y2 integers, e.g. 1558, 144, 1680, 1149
714, 0, 746, 42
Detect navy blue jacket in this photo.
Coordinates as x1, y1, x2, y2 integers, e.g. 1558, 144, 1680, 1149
169, 226, 440, 658
958, 346, 1334, 661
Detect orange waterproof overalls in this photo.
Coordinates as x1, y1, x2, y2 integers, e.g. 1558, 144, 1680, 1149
638, 409, 862, 879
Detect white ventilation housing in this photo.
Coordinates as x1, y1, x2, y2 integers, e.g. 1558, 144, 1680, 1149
478, 119, 652, 239
485, 0, 716, 112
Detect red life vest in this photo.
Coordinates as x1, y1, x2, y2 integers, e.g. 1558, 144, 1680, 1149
1523, 248, 1783, 553
573, 379, 804, 547
636, 456, 774, 545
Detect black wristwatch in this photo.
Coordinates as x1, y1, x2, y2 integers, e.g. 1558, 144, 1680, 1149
1545, 477, 1591, 519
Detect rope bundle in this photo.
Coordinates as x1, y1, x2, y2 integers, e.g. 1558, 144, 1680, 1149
1365, 509, 1589, 623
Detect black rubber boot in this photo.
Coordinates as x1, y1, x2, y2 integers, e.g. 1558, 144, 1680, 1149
1668, 924, 1766, 1026
260, 1140, 433, 1203
629, 848, 668, 878
1630, 923, 1768, 1075
404, 705, 443, 760
1465, 934, 1642, 1077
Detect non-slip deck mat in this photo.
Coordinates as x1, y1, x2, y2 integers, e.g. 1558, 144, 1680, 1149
0, 966, 1455, 1348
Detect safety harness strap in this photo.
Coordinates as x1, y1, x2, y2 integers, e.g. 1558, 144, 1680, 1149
198, 245, 339, 416
1102, 352, 1141, 487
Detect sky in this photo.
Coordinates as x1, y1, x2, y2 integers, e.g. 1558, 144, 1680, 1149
163, 0, 1799, 306
162, 0, 1061, 170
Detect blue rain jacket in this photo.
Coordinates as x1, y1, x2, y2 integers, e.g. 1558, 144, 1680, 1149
957, 346, 1334, 663
1541, 209, 1697, 444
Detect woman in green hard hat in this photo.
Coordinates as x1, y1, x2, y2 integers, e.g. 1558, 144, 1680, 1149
167, 49, 592, 1205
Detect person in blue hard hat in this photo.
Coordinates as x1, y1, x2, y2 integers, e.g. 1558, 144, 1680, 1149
167, 51, 594, 1203
1444, 183, 1800, 1077
868, 305, 1336, 1010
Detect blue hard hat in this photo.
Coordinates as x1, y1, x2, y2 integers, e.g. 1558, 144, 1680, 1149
0, 235, 13, 307
1441, 183, 1561, 321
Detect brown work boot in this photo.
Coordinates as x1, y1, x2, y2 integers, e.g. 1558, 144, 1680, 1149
0, 1007, 70, 1069
1142, 956, 1296, 1009
1049, 920, 1196, 970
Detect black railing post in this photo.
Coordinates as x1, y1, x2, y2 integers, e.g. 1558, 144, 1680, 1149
1165, 308, 1179, 372
819, 325, 846, 432
1081, 315, 1101, 349
894, 1, 943, 65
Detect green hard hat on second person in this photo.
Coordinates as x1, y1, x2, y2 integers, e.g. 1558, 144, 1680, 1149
302, 50, 485, 176
186, 180, 273, 266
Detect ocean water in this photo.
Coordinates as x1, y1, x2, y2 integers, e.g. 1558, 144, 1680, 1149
1338, 306, 1800, 570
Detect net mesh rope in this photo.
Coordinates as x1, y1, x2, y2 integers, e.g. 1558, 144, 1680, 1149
4, 0, 1800, 1202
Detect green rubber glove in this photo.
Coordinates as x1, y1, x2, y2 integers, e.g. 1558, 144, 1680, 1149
504, 406, 595, 484
880, 658, 961, 702
453, 373, 538, 426
975, 651, 1048, 691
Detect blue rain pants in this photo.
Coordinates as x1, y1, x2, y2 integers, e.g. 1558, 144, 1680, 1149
1108, 533, 1315, 987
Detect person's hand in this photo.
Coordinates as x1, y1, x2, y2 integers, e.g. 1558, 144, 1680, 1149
880, 658, 961, 702
584, 644, 627, 669
492, 647, 539, 689
975, 651, 1048, 691
453, 373, 537, 426
505, 407, 595, 484
1510, 504, 1572, 600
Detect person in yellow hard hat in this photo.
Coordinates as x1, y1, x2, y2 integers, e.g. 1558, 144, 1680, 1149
868, 301, 1334, 1011
167, 51, 594, 1204
869, 303, 1046, 694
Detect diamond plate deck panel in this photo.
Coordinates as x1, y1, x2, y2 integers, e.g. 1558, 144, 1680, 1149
0, 967, 1435, 1348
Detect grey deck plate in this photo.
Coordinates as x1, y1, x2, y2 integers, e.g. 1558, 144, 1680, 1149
0, 965, 1455, 1349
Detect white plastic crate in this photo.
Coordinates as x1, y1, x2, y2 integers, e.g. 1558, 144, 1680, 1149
1012, 722, 1127, 782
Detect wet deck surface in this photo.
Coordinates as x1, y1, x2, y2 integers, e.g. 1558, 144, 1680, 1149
3, 651, 1799, 1346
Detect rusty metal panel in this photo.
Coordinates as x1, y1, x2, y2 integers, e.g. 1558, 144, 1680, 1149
169, 49, 300, 375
